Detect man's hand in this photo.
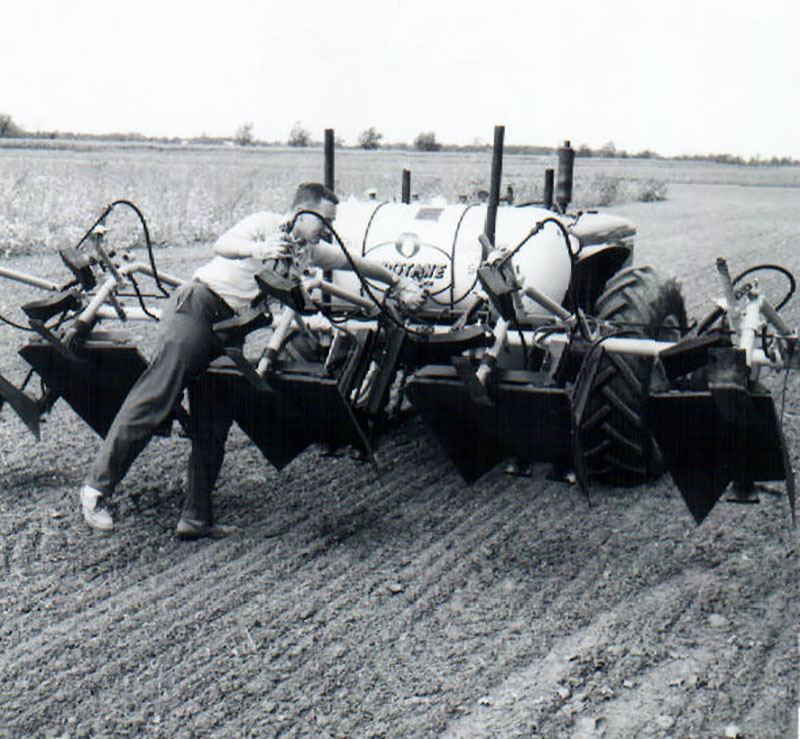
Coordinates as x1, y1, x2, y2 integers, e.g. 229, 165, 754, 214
250, 232, 295, 262
389, 275, 426, 314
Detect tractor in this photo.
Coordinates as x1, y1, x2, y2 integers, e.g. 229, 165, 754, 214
0, 128, 796, 526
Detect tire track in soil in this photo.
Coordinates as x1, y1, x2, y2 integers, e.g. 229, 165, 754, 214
1, 426, 470, 724
1, 518, 30, 576
439, 570, 720, 738
3, 420, 581, 735
440, 508, 795, 737
199, 506, 553, 732
263, 499, 659, 736
3, 406, 796, 737
221, 468, 607, 736
138, 456, 536, 728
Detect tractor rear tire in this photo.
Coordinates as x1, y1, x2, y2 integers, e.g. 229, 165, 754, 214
576, 265, 687, 486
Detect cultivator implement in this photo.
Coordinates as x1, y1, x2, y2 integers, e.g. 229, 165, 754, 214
403, 260, 798, 524
19, 341, 151, 437
199, 329, 379, 470
649, 383, 791, 523
0, 201, 184, 439
648, 262, 798, 522
1, 130, 796, 528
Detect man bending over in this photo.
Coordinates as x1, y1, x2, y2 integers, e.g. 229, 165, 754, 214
79, 182, 423, 539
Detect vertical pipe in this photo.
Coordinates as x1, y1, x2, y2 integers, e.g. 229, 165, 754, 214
739, 296, 761, 368
323, 128, 335, 304
401, 169, 411, 204
476, 317, 509, 385
543, 168, 554, 209
257, 307, 298, 373
485, 125, 505, 246
324, 129, 335, 190
555, 140, 575, 213
716, 257, 740, 337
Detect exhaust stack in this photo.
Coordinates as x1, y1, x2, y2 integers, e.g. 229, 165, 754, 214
556, 140, 575, 213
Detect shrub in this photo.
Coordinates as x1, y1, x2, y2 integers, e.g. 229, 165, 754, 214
358, 127, 383, 150
636, 180, 668, 202
414, 131, 441, 152
288, 121, 310, 147
234, 122, 254, 146
0, 114, 24, 138
572, 176, 668, 207
593, 176, 620, 205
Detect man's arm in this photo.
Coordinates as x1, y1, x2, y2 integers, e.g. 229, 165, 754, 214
344, 254, 401, 287
213, 213, 287, 260
310, 244, 400, 286
343, 255, 425, 313
309, 243, 425, 312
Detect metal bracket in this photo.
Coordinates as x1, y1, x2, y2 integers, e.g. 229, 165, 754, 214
451, 356, 493, 406
27, 320, 81, 362
477, 263, 519, 322
223, 347, 275, 394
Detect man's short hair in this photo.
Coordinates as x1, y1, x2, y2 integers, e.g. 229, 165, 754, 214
292, 182, 339, 209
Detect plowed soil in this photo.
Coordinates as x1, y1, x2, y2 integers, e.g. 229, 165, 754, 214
1, 182, 797, 737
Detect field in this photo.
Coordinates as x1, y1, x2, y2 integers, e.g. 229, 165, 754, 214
0, 144, 798, 737
2, 142, 799, 258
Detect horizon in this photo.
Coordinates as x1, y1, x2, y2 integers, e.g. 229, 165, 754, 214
2, 125, 796, 164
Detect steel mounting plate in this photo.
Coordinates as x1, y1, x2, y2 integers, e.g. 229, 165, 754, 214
649, 389, 790, 523
406, 365, 572, 482
202, 360, 373, 470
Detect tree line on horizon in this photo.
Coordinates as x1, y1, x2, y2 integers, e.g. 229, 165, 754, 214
1, 113, 797, 166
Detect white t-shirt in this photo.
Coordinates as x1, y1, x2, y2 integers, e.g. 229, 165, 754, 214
192, 211, 348, 311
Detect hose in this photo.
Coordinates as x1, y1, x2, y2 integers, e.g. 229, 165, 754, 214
0, 312, 35, 332
287, 209, 433, 339
127, 273, 160, 321
109, 200, 171, 298
497, 216, 577, 269
81, 200, 169, 321
732, 263, 795, 311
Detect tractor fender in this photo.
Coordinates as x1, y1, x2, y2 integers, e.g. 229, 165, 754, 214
569, 211, 636, 249
565, 243, 634, 312
562, 211, 636, 311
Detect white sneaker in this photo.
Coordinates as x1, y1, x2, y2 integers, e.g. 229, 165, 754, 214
80, 485, 114, 531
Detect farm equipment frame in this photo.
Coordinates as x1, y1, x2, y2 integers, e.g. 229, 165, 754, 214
0, 128, 796, 526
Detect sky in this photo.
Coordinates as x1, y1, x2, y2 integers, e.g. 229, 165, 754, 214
1, 0, 799, 159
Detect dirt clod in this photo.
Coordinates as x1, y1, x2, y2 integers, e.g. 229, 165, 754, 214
708, 613, 729, 629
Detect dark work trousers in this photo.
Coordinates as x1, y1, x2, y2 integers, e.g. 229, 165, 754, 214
86, 280, 236, 524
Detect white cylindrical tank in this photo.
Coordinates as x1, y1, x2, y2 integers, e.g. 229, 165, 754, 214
329, 200, 574, 318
